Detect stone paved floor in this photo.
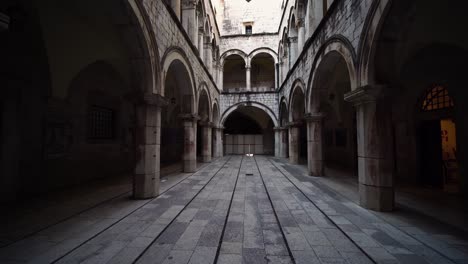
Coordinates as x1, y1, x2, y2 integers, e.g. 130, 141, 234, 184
1, 156, 468, 263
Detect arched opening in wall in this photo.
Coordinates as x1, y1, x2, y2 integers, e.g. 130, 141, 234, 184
196, 89, 211, 162
212, 103, 220, 157
223, 54, 246, 92
0, 0, 155, 203
311, 52, 357, 176
161, 60, 194, 170
279, 101, 289, 157
297, 0, 310, 39
251, 53, 276, 91
288, 15, 298, 67
290, 86, 307, 164
223, 106, 275, 155
371, 0, 468, 198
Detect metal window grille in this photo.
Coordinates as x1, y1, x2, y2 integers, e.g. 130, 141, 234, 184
87, 105, 115, 140
421, 86, 454, 111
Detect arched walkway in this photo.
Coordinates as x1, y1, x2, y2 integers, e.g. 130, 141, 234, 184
222, 104, 277, 155
161, 53, 197, 174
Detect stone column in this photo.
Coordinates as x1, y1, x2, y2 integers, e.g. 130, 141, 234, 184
170, 0, 181, 19
279, 127, 288, 158
288, 122, 301, 164
200, 121, 213, 163
297, 19, 305, 52
218, 67, 224, 90
182, 1, 197, 45
180, 114, 199, 173
204, 42, 213, 73
306, 113, 325, 176
246, 65, 251, 91
198, 33, 204, 60
134, 93, 167, 199
274, 127, 281, 157
345, 85, 394, 211
213, 126, 224, 158
289, 37, 298, 68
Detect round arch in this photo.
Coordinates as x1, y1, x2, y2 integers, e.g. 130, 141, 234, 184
357, 0, 392, 86
127, 0, 162, 94
220, 102, 279, 127
248, 48, 279, 64
306, 37, 357, 113
197, 83, 213, 121
279, 97, 289, 127
162, 48, 197, 113
289, 78, 306, 121
212, 100, 220, 126
220, 49, 248, 68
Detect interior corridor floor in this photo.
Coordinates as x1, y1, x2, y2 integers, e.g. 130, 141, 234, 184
1, 156, 468, 264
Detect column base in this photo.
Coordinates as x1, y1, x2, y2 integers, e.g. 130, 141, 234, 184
133, 173, 160, 199
308, 160, 323, 176
202, 155, 212, 163
289, 156, 299, 165
359, 184, 394, 211
183, 160, 197, 173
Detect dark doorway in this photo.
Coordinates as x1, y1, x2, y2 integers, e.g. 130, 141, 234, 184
420, 120, 443, 188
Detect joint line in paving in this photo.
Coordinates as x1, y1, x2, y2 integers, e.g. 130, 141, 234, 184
253, 156, 297, 264
49, 158, 228, 264
131, 156, 233, 264
263, 157, 377, 264
213, 155, 244, 263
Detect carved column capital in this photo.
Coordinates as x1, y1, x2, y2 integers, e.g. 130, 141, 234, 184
0, 12, 9, 31
344, 85, 388, 106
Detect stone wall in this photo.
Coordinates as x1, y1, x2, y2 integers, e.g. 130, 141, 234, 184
278, 0, 372, 114
143, 0, 221, 108
220, 92, 279, 125
213, 0, 283, 35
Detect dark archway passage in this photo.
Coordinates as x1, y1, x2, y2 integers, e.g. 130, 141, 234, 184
251, 53, 275, 91
223, 54, 246, 92
223, 106, 274, 155
161, 59, 194, 170
315, 52, 356, 174
0, 0, 154, 203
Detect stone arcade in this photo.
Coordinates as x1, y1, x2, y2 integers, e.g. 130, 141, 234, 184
1, 0, 468, 263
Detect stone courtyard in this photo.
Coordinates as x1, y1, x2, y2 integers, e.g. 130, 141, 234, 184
2, 0, 468, 263
1, 156, 467, 263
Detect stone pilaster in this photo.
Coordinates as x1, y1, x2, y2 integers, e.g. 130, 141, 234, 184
345, 85, 394, 211
182, 1, 197, 45
213, 126, 224, 158
170, 0, 181, 19
288, 122, 301, 164
297, 19, 305, 52
305, 113, 325, 176
180, 114, 199, 173
133, 93, 168, 199
200, 121, 213, 163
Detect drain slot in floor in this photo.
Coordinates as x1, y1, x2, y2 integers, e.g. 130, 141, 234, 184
246, 173, 254, 176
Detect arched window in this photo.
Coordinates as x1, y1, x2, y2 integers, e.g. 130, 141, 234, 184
421, 86, 454, 111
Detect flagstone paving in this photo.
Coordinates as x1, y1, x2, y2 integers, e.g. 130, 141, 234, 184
1, 156, 468, 264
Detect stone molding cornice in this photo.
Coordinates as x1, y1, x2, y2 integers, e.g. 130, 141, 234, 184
126, 92, 168, 107
287, 121, 303, 128
344, 85, 387, 106
179, 114, 200, 121
0, 13, 10, 31
274, 126, 289, 131
304, 112, 325, 122
199, 121, 214, 127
